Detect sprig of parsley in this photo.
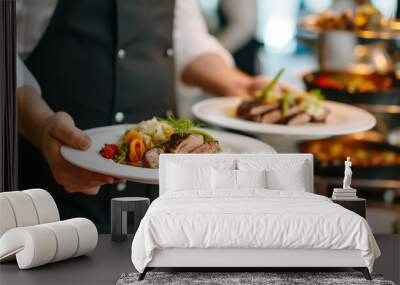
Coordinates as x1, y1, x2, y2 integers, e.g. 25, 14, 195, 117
158, 115, 201, 137
189, 129, 217, 142
158, 115, 217, 141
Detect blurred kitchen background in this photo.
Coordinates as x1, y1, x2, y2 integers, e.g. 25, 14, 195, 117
177, 0, 400, 235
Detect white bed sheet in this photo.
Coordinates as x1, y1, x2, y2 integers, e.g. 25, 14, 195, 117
131, 190, 380, 273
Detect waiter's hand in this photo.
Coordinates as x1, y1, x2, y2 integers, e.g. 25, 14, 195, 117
40, 112, 116, 195
239, 75, 271, 97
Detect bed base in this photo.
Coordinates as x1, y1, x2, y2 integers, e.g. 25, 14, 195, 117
138, 248, 372, 281
138, 267, 371, 281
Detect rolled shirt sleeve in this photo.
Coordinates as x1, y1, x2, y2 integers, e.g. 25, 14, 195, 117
16, 55, 41, 95
173, 0, 234, 76
218, 0, 257, 53
16, 0, 41, 95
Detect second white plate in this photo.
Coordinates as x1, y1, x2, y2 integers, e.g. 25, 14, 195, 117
192, 97, 376, 140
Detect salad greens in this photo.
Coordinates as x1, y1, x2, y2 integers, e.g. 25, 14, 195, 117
115, 143, 129, 163
189, 129, 216, 143
158, 115, 216, 141
300, 89, 325, 116
281, 89, 296, 115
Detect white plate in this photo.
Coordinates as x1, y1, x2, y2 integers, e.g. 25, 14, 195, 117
60, 125, 275, 184
192, 97, 376, 140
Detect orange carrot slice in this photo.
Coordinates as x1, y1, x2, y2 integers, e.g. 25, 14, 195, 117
129, 139, 145, 162
124, 130, 144, 144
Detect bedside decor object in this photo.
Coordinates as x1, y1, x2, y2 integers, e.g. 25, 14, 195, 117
111, 197, 150, 242
0, 189, 98, 269
332, 198, 366, 218
343, 157, 353, 190
332, 157, 358, 200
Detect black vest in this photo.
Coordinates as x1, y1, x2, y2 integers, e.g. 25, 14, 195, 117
19, 0, 175, 232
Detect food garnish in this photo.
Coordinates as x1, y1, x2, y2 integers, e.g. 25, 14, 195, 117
99, 116, 220, 168
237, 69, 329, 125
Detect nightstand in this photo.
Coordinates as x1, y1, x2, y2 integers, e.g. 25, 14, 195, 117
331, 198, 366, 218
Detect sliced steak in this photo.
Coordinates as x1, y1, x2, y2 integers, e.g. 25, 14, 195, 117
283, 106, 301, 118
237, 100, 257, 119
190, 141, 220, 153
143, 147, 165, 168
166, 134, 204, 153
249, 103, 280, 116
261, 110, 283, 124
287, 113, 312, 125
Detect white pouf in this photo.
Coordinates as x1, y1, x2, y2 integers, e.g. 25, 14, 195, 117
0, 219, 98, 269
0, 189, 98, 269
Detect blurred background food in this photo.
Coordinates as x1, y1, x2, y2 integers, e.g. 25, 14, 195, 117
181, 0, 400, 234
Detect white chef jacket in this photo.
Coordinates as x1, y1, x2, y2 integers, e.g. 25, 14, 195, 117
16, 0, 233, 95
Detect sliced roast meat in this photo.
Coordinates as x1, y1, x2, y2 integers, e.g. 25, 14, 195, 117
287, 113, 312, 125
249, 103, 279, 116
283, 106, 301, 118
261, 110, 283, 124
253, 115, 262, 122
190, 141, 220, 154
166, 134, 204, 153
237, 100, 257, 119
143, 147, 165, 168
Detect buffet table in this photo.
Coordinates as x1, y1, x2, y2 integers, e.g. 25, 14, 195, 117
0, 234, 398, 284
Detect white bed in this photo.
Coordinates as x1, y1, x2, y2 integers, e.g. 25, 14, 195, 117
131, 154, 380, 280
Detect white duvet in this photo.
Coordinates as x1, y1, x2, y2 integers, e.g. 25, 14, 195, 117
131, 190, 380, 273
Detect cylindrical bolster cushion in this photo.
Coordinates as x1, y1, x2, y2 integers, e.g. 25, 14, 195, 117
0, 219, 97, 269
0, 196, 17, 237
0, 226, 57, 269
65, 218, 98, 257
23, 189, 60, 224
0, 192, 39, 227
42, 221, 79, 262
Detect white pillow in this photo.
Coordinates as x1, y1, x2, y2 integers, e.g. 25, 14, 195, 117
236, 169, 267, 189
211, 168, 236, 190
167, 163, 212, 191
211, 169, 267, 191
268, 167, 307, 191
238, 159, 309, 191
